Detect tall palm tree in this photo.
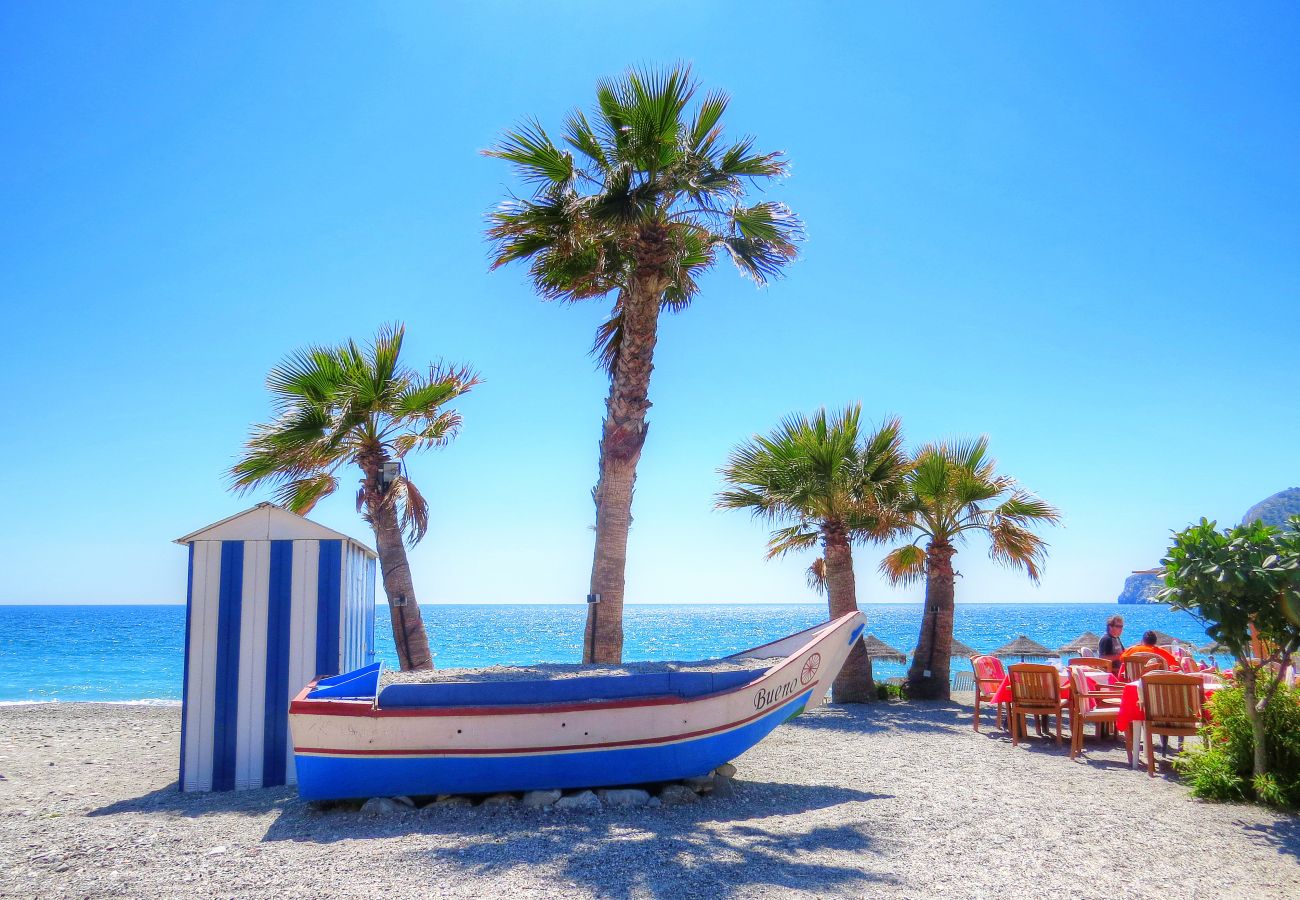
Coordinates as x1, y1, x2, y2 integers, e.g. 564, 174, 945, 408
881, 438, 1060, 699
229, 324, 479, 671
485, 64, 803, 663
717, 407, 908, 702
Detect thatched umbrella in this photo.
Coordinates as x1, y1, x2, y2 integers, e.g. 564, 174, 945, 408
859, 633, 906, 663
992, 635, 1057, 661
1057, 631, 1102, 655
912, 638, 980, 658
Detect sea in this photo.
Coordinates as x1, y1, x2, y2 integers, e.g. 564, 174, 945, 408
0, 602, 1216, 704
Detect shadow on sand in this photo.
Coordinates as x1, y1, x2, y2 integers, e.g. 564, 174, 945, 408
262, 780, 896, 899
88, 781, 298, 818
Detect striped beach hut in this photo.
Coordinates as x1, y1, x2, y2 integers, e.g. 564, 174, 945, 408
175, 503, 377, 792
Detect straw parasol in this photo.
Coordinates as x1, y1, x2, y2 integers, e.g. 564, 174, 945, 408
1057, 631, 1102, 655
992, 635, 1057, 661
859, 633, 907, 663
912, 638, 980, 658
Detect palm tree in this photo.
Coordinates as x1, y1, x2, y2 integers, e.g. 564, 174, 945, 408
229, 324, 479, 671
485, 64, 803, 663
717, 407, 908, 702
881, 438, 1060, 700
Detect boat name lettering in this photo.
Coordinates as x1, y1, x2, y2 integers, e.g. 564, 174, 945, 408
753, 676, 801, 710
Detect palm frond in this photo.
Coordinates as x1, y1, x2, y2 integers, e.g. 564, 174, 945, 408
880, 544, 927, 585
484, 119, 575, 189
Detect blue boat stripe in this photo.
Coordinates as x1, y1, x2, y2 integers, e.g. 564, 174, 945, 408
179, 543, 195, 788
315, 540, 342, 677
262, 540, 293, 787
848, 624, 865, 646
213, 541, 244, 792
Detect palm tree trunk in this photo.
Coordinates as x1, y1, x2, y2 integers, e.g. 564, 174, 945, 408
907, 540, 955, 700
358, 452, 433, 672
583, 274, 663, 663
823, 523, 874, 703
371, 500, 434, 671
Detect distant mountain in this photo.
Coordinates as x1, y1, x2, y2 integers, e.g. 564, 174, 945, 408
1117, 572, 1162, 605
1242, 487, 1300, 529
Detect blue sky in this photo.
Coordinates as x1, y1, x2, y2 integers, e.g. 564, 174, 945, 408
2, 3, 1296, 605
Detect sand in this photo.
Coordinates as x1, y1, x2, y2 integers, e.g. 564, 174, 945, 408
1, 700, 1297, 899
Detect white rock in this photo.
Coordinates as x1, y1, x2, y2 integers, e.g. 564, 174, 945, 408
715, 763, 737, 778
360, 797, 405, 816
597, 788, 651, 807
391, 795, 416, 808
480, 793, 519, 808
682, 775, 714, 792
710, 775, 737, 799
521, 789, 562, 808
206, 846, 227, 856
554, 790, 601, 811
427, 796, 473, 809
657, 784, 701, 806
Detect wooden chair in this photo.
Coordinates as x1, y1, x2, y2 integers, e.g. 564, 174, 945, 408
951, 670, 976, 693
1069, 657, 1113, 674
1122, 653, 1167, 682
1008, 663, 1066, 746
970, 655, 1008, 732
1140, 673, 1203, 777
1067, 666, 1124, 761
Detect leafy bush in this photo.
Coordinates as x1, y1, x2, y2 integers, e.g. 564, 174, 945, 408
875, 681, 905, 701
1175, 675, 1300, 809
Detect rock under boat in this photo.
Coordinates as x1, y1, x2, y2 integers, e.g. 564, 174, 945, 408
289, 611, 866, 800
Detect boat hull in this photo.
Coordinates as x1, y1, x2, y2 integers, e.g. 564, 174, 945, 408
290, 611, 864, 800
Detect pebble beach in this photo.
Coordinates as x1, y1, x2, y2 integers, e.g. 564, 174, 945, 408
2, 701, 1297, 899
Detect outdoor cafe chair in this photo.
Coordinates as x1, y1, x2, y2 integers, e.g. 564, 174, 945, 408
1067, 665, 1125, 762
1139, 672, 1204, 777
1123, 653, 1167, 682
970, 655, 1008, 732
1008, 663, 1066, 747
1069, 657, 1115, 676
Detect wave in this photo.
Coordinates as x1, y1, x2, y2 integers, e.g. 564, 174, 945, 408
0, 698, 181, 707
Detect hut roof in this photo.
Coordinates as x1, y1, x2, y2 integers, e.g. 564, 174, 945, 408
1057, 631, 1102, 654
859, 634, 906, 663
992, 635, 1057, 659
175, 502, 377, 555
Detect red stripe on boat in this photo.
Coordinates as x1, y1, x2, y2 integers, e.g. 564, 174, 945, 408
294, 682, 817, 758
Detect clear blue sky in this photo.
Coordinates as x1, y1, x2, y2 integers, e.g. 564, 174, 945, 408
2, 3, 1296, 605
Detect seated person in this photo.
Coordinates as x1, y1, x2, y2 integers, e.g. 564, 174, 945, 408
1097, 615, 1125, 671
1119, 630, 1178, 669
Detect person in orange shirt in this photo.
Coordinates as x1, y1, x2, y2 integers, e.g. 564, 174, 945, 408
1120, 630, 1179, 668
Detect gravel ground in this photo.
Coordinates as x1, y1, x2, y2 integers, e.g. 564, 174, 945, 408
2, 701, 1297, 899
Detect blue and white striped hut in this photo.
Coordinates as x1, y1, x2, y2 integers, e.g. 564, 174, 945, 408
175, 503, 377, 792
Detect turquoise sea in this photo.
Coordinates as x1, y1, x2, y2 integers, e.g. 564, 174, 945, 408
0, 603, 1216, 704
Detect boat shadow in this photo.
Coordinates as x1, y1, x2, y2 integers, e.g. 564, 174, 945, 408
262, 781, 897, 898
88, 781, 298, 818
788, 699, 971, 736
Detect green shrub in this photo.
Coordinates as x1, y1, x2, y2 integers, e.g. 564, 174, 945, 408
874, 681, 905, 701
1175, 674, 1300, 810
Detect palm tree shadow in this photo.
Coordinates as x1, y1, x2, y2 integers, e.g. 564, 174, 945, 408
789, 700, 969, 736
262, 781, 896, 899
1239, 816, 1300, 861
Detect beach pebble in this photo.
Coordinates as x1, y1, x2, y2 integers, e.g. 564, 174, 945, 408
480, 793, 519, 808
715, 762, 737, 778
391, 795, 416, 808
656, 784, 701, 806
520, 789, 561, 808
359, 797, 406, 816
596, 788, 650, 808
553, 790, 600, 811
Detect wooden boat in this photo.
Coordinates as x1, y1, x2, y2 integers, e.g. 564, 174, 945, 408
288, 610, 866, 800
